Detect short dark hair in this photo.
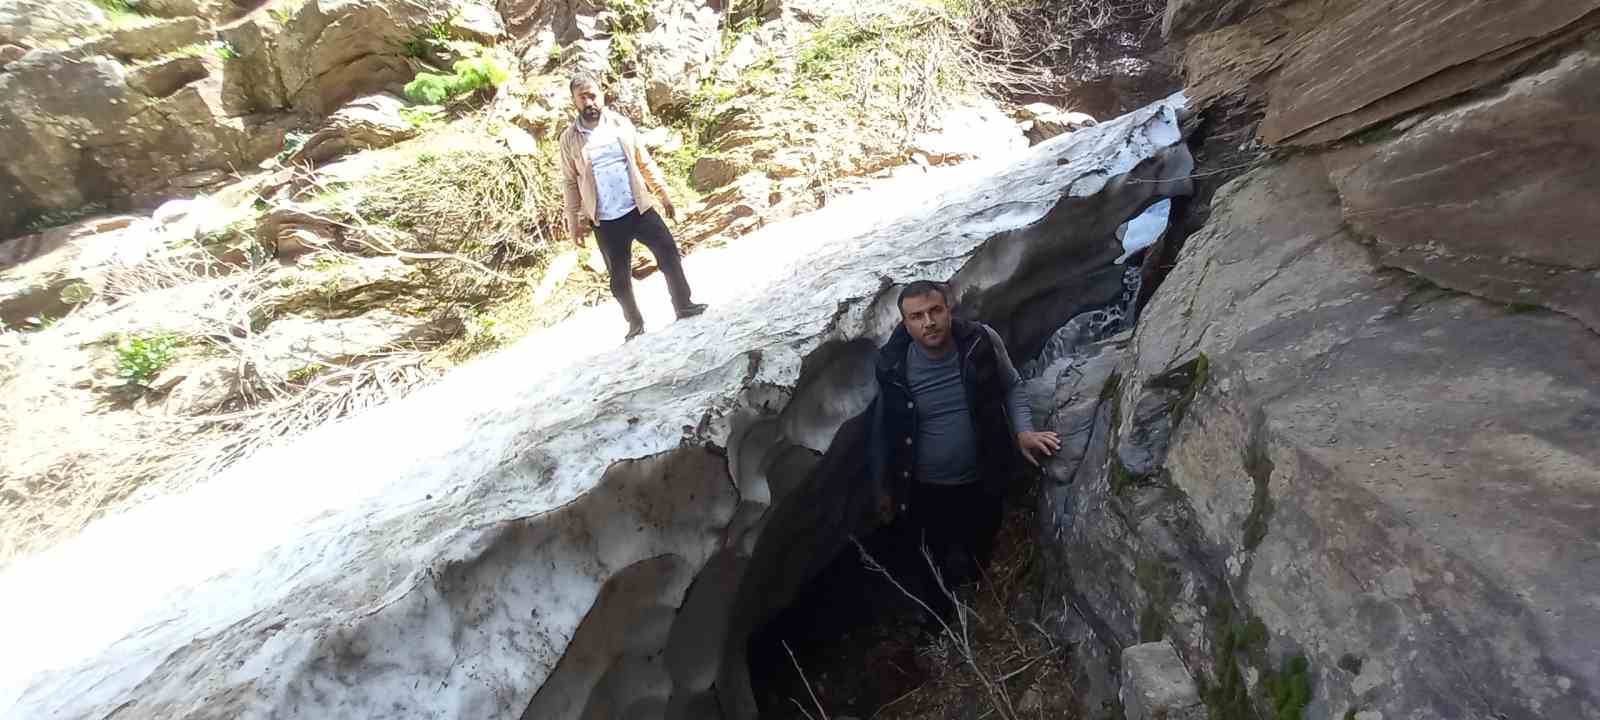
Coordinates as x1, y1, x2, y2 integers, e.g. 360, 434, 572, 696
569, 71, 602, 93
897, 280, 950, 314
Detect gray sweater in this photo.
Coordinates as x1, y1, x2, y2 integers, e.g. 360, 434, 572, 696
907, 330, 1034, 486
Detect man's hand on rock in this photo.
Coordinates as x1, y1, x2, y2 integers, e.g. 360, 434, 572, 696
1018, 430, 1061, 466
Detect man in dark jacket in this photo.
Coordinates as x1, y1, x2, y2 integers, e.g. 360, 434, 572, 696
868, 280, 1059, 608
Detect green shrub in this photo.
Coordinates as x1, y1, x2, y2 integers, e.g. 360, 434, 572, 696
115, 332, 180, 386
403, 72, 457, 104
452, 56, 509, 90
401, 54, 510, 104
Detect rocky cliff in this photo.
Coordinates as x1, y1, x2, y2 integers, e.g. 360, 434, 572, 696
1033, 1, 1600, 719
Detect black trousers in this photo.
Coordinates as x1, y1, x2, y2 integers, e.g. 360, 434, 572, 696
897, 481, 1004, 618
593, 208, 694, 326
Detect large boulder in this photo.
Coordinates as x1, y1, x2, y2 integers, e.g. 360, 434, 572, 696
0, 95, 1193, 720
638, 1, 720, 115
0, 50, 290, 238
136, 0, 235, 21
80, 16, 207, 60
1325, 38, 1600, 333
286, 93, 419, 166
219, 0, 471, 117
0, 0, 105, 46
1172, 0, 1600, 144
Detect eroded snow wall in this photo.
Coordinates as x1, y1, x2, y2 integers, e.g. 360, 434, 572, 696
0, 94, 1192, 720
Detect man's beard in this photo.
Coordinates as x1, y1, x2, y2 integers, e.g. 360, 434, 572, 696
580, 107, 601, 122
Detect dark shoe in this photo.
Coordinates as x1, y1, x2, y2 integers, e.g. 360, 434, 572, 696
624, 323, 645, 341
674, 303, 707, 320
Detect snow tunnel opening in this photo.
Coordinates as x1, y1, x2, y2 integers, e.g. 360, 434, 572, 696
738, 142, 1196, 718
746, 473, 1054, 719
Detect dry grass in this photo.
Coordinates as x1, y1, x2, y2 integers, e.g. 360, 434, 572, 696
0, 116, 591, 568
783, 0, 1058, 140
963, 0, 1169, 100
854, 499, 1077, 720
0, 237, 448, 566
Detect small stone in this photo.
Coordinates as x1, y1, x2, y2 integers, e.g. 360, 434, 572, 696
448, 3, 506, 44
0, 43, 26, 67
689, 155, 741, 191
1019, 687, 1043, 712
1121, 641, 1205, 720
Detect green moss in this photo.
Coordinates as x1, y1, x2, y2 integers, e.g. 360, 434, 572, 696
1204, 597, 1314, 720
1109, 457, 1136, 496
1135, 556, 1179, 643
1147, 352, 1210, 430
1241, 418, 1275, 551
1261, 655, 1314, 720
1201, 595, 1270, 720
21, 203, 108, 233
1139, 602, 1167, 644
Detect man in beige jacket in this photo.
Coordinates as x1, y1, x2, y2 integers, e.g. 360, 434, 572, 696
559, 72, 706, 341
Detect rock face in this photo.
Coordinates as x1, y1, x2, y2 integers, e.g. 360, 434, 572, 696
0, 95, 1192, 719
287, 93, 419, 165
1035, 3, 1600, 720
81, 17, 207, 60
0, 0, 105, 46
1121, 641, 1205, 720
220, 0, 459, 116
0, 50, 290, 237
1171, 0, 1600, 145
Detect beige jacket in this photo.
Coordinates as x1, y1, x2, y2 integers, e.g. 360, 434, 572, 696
558, 110, 671, 239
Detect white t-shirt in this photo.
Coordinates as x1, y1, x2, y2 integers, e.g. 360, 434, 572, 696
577, 120, 638, 222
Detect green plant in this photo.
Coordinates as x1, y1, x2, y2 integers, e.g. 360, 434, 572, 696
213, 41, 239, 60
268, 0, 301, 27
59, 282, 95, 306
115, 331, 180, 386
90, 0, 148, 26
275, 131, 310, 164
399, 106, 442, 130
451, 311, 511, 361
401, 53, 510, 104
1262, 655, 1314, 720
403, 72, 456, 104
452, 55, 510, 90
403, 35, 433, 59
